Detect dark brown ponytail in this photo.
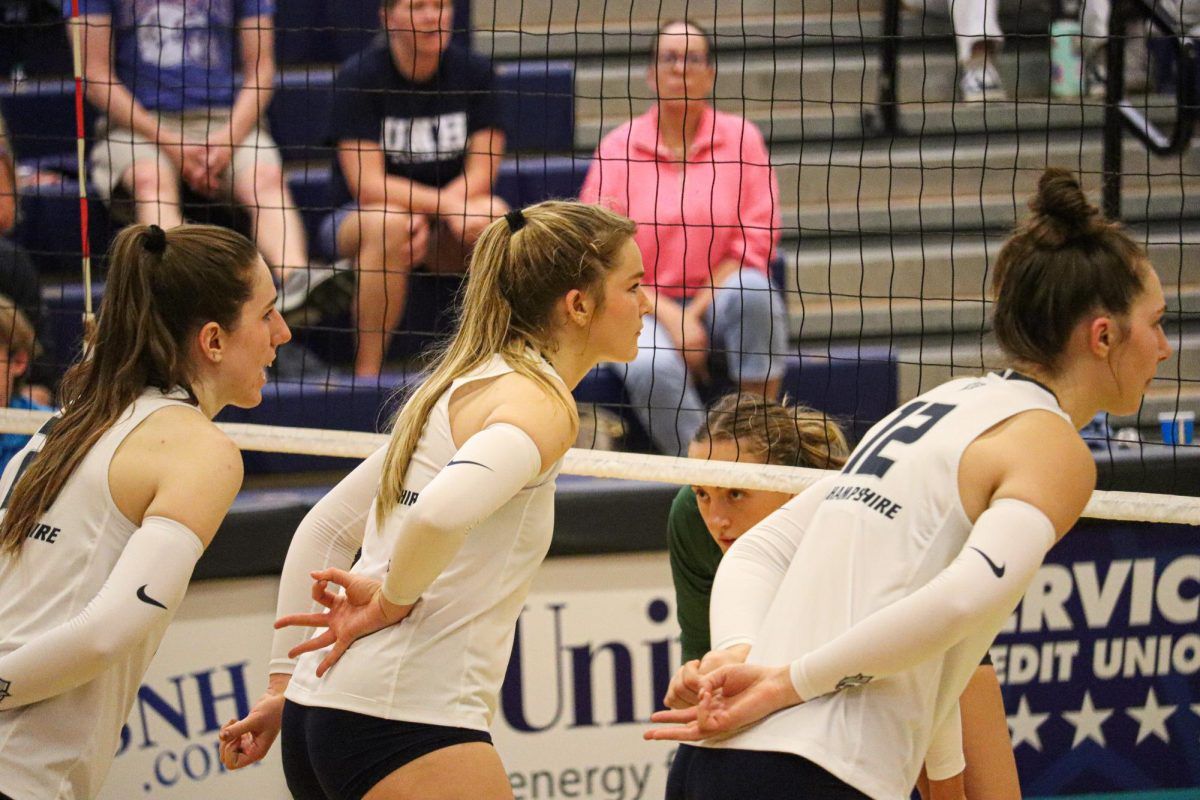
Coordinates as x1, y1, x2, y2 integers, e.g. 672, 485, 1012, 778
0, 224, 257, 555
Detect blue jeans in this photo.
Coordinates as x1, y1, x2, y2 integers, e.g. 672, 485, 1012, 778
615, 268, 788, 456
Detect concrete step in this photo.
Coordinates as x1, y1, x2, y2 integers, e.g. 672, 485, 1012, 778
479, 3, 1045, 61
573, 47, 1051, 127
784, 224, 1200, 302
473, 0, 873, 35
479, 13, 835, 62
783, 174, 1200, 237
575, 95, 1177, 150
775, 133, 1200, 217
862, 326, 1200, 404
787, 279, 1200, 344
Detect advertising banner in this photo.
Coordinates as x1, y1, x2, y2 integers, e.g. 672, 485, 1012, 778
97, 524, 1200, 799
993, 518, 1200, 797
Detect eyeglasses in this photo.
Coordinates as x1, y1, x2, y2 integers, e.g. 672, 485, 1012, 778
657, 52, 710, 69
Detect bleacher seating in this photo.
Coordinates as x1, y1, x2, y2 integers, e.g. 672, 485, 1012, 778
209, 347, 899, 474
10, 0, 922, 470
274, 0, 473, 67
0, 79, 93, 160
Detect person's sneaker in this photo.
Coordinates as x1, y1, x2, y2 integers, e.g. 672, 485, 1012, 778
959, 59, 1008, 102
281, 260, 356, 326
276, 265, 335, 314
275, 261, 350, 315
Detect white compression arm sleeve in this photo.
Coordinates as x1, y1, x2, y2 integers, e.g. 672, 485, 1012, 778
0, 516, 202, 709
790, 498, 1056, 701
269, 445, 386, 674
924, 702, 965, 781
381, 423, 542, 606
709, 477, 837, 651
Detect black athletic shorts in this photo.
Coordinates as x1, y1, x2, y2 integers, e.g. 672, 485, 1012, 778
280, 700, 493, 800
666, 744, 871, 800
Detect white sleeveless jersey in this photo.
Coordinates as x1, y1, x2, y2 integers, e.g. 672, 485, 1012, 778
708, 371, 1070, 799
287, 354, 565, 731
0, 388, 200, 800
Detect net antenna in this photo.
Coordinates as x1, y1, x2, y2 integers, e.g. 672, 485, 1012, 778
66, 0, 96, 345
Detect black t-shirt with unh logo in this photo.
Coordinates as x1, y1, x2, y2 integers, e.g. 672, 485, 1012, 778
327, 38, 499, 209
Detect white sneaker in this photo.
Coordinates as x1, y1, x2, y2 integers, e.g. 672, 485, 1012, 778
959, 59, 1008, 102
275, 260, 352, 315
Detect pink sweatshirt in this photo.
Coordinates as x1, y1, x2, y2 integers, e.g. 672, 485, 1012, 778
579, 104, 781, 300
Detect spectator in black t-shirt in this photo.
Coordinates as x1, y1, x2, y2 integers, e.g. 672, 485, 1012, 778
317, 0, 507, 377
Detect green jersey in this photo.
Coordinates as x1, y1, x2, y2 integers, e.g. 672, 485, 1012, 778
667, 485, 724, 664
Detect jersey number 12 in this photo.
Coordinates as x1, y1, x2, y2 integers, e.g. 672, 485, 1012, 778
843, 401, 956, 478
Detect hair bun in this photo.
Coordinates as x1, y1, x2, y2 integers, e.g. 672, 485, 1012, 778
1028, 167, 1100, 243
143, 224, 168, 255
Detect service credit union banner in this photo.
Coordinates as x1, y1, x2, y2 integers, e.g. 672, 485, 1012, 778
98, 527, 1200, 799
993, 518, 1200, 796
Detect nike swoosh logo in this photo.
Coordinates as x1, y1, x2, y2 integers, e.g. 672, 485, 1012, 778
136, 584, 167, 609
446, 460, 493, 471
969, 547, 1006, 579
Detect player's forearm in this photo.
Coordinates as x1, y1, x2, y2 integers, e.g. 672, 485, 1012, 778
381, 423, 541, 605
0, 518, 202, 709
269, 449, 383, 673
789, 499, 1054, 701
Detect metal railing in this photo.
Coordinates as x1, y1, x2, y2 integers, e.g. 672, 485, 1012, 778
870, 0, 1198, 215
1102, 0, 1199, 219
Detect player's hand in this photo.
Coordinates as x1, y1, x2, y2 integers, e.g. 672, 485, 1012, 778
664, 645, 751, 709
218, 673, 289, 769
644, 663, 801, 742
274, 568, 414, 677
664, 659, 703, 709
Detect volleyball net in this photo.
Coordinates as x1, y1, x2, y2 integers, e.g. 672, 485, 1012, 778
0, 0, 1197, 493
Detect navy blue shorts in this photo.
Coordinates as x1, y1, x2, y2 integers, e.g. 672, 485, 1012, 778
666, 744, 871, 800
280, 700, 493, 800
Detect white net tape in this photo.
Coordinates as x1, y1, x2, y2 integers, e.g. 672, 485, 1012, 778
1, 408, 1197, 525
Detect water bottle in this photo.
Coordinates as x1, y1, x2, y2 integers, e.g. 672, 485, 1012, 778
1050, 19, 1084, 97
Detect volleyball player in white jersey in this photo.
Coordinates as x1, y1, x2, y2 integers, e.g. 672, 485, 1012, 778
218, 200, 649, 800
0, 223, 291, 800
647, 168, 1172, 799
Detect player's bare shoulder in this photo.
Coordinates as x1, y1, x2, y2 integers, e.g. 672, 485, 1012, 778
971, 409, 1095, 535
483, 371, 579, 470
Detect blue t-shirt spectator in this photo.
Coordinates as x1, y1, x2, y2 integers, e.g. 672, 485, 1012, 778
0, 395, 52, 470
70, 0, 274, 112
327, 38, 499, 209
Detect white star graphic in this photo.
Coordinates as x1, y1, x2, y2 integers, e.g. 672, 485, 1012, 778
1008, 695, 1050, 752
1127, 686, 1177, 745
1062, 690, 1113, 748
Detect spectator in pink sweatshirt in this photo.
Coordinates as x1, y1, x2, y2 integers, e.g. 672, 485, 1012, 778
580, 19, 785, 455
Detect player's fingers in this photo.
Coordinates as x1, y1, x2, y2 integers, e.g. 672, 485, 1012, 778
316, 640, 350, 678
219, 715, 258, 741
312, 567, 354, 587
310, 579, 335, 607
650, 706, 699, 724
643, 722, 703, 742
288, 629, 337, 659
275, 612, 330, 630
